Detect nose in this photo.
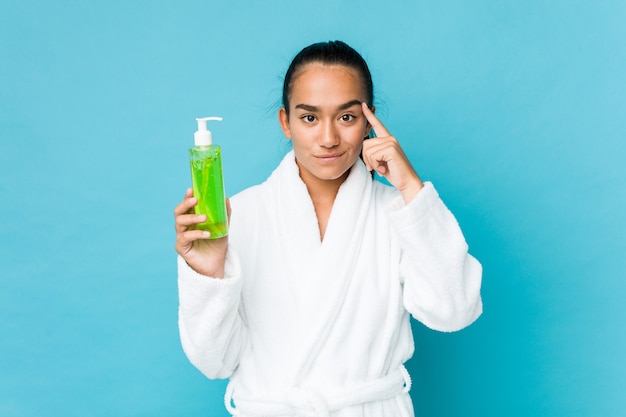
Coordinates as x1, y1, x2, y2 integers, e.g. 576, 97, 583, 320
319, 120, 339, 148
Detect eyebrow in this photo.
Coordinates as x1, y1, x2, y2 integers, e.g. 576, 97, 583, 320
294, 99, 362, 112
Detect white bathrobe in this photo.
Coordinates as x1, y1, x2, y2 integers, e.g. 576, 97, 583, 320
178, 151, 482, 417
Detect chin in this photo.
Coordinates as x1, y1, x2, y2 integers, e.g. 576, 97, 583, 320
318, 166, 352, 181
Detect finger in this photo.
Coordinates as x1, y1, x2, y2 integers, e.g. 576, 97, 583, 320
174, 195, 198, 217
361, 138, 376, 171
175, 229, 211, 254
175, 213, 207, 234
361, 102, 391, 138
225, 198, 232, 224
361, 137, 390, 171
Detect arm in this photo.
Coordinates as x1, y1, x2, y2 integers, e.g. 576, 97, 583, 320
174, 189, 249, 378
177, 252, 250, 379
360, 105, 482, 331
388, 183, 483, 332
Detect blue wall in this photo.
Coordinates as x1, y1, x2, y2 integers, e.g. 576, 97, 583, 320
1, 1, 625, 416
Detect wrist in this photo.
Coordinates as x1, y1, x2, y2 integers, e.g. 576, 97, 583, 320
195, 265, 225, 279
186, 254, 227, 279
399, 176, 424, 204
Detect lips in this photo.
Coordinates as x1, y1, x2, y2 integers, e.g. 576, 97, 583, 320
315, 152, 345, 160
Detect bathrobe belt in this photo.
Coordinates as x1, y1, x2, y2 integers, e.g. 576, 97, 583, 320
224, 365, 412, 417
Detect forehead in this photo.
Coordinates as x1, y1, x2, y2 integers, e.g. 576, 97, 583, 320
289, 63, 366, 105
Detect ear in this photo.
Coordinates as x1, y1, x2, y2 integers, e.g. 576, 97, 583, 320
278, 107, 292, 139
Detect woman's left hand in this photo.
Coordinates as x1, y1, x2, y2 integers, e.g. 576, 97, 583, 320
361, 103, 424, 203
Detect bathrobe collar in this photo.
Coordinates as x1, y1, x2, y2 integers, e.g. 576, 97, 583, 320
263, 150, 374, 385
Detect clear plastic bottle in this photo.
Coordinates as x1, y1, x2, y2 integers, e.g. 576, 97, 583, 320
189, 117, 228, 238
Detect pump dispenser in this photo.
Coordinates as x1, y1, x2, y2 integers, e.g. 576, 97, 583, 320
189, 117, 228, 238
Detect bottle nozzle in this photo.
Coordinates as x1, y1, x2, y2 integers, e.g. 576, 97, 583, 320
194, 116, 223, 146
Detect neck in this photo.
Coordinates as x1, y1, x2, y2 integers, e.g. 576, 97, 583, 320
296, 161, 351, 240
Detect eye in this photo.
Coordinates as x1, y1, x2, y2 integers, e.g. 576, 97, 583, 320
340, 114, 356, 122
301, 114, 317, 123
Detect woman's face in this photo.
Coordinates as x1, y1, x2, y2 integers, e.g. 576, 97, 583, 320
279, 63, 371, 187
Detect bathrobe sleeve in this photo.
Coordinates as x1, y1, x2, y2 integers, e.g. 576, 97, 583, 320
177, 250, 249, 379
387, 181, 483, 332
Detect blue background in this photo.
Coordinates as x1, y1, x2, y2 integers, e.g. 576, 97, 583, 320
1, 1, 625, 416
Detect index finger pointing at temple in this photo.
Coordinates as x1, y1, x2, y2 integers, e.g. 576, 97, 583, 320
361, 102, 391, 137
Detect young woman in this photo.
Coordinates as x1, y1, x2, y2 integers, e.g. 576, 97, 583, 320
174, 41, 482, 417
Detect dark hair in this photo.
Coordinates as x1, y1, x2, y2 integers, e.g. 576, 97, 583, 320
281, 40, 373, 115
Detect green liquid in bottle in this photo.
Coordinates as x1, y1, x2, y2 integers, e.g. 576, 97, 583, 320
189, 146, 228, 238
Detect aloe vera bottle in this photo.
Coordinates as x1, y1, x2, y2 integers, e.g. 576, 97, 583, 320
189, 116, 228, 238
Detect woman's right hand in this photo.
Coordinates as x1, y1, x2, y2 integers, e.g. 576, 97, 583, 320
174, 188, 230, 278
